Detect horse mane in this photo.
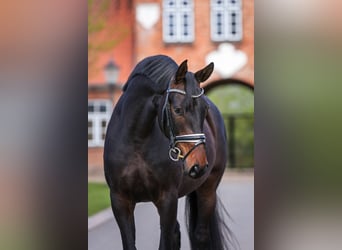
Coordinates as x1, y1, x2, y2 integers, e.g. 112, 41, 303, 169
123, 55, 178, 94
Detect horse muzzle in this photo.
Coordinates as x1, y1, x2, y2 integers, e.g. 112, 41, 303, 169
183, 143, 209, 179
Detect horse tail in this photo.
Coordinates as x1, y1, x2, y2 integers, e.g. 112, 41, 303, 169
185, 192, 239, 250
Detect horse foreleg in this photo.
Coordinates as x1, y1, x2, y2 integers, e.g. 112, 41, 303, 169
155, 192, 179, 250
194, 190, 217, 249
173, 220, 181, 250
185, 179, 224, 250
110, 192, 136, 250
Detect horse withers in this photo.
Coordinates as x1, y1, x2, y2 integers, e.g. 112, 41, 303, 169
104, 55, 233, 250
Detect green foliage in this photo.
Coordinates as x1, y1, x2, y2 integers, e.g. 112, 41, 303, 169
234, 117, 254, 167
208, 85, 254, 168
88, 0, 110, 34
88, 0, 129, 76
88, 182, 111, 216
207, 85, 254, 114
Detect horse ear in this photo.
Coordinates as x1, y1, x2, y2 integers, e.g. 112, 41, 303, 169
175, 59, 188, 83
194, 62, 214, 83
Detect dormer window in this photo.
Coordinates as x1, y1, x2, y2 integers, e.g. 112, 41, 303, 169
163, 0, 194, 43
211, 0, 243, 42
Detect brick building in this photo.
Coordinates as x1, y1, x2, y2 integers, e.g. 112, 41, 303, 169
88, 0, 254, 173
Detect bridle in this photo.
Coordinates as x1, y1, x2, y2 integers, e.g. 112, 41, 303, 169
161, 83, 206, 162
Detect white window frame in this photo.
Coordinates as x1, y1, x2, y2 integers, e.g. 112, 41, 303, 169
211, 0, 243, 42
88, 100, 112, 147
163, 0, 194, 43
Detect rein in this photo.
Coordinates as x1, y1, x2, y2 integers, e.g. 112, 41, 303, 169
162, 85, 206, 162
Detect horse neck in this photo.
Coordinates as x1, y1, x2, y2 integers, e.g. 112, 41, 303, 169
124, 87, 158, 141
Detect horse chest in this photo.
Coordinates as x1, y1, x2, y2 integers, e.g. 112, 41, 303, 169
118, 157, 166, 202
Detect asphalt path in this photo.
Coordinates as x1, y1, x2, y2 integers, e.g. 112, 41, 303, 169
88, 174, 253, 250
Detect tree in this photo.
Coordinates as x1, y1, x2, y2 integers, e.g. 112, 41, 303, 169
88, 0, 129, 78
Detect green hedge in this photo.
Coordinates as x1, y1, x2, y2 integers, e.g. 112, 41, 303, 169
88, 182, 111, 217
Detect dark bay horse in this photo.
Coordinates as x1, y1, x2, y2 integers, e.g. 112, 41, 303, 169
104, 55, 233, 250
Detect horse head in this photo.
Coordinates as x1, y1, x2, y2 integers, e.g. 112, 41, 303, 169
156, 59, 214, 178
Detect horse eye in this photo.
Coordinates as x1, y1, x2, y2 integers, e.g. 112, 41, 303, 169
173, 107, 183, 115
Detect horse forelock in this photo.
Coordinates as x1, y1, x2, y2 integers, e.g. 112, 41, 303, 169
182, 72, 202, 110
184, 72, 200, 96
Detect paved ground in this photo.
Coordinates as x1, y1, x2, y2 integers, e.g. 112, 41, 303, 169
88, 172, 253, 250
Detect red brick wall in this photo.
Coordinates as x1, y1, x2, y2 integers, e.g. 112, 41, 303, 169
233, 0, 254, 85
134, 0, 254, 85
88, 147, 104, 175
88, 89, 123, 106
88, 0, 135, 86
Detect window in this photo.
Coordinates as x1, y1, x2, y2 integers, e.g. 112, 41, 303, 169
88, 100, 112, 147
211, 0, 242, 42
163, 0, 194, 43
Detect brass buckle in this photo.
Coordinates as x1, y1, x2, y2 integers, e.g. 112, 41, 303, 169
169, 147, 183, 161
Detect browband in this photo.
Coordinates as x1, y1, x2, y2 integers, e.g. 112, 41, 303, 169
167, 88, 204, 98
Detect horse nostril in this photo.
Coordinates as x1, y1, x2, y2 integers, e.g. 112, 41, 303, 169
188, 164, 209, 179
193, 164, 200, 172
189, 164, 200, 178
